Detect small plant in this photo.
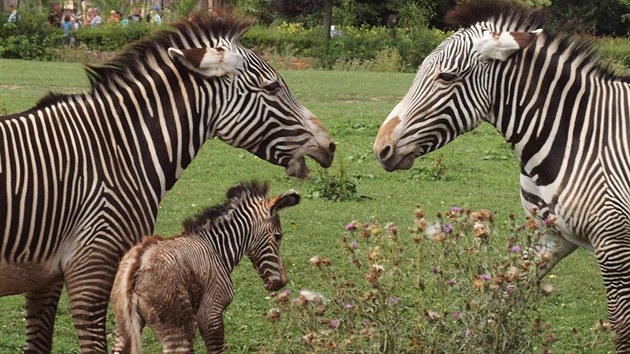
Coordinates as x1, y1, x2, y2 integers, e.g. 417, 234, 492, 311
262, 206, 612, 353
306, 161, 361, 202
400, 156, 449, 181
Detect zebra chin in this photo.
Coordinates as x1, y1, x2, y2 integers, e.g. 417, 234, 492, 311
264, 276, 288, 292
284, 144, 336, 179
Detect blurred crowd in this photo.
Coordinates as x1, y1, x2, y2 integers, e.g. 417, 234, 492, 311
3, 1, 164, 47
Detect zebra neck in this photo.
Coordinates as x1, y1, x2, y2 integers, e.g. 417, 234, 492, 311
86, 72, 211, 198
490, 54, 628, 186
197, 220, 251, 273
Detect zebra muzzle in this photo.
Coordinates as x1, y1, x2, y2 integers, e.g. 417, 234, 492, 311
285, 156, 309, 179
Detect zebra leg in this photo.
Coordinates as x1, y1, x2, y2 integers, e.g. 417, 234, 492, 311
533, 230, 578, 280
64, 260, 117, 353
24, 281, 64, 353
197, 309, 227, 354
595, 242, 630, 352
140, 291, 197, 353
150, 320, 196, 353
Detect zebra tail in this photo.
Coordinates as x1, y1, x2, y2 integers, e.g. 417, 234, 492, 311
114, 238, 160, 354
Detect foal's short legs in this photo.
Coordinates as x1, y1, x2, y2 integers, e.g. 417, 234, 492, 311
197, 308, 227, 354
139, 290, 197, 354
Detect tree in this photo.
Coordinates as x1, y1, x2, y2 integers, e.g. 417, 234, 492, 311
545, 0, 629, 36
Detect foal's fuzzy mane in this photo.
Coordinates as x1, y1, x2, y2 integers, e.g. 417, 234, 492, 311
182, 180, 270, 234
445, 0, 629, 82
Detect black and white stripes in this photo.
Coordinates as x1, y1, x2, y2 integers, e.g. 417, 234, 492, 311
0, 13, 333, 353
373, 0, 630, 350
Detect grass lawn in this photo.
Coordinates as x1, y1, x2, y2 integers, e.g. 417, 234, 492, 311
0, 58, 614, 353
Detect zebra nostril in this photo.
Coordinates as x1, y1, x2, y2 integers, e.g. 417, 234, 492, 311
379, 145, 393, 161
329, 142, 336, 154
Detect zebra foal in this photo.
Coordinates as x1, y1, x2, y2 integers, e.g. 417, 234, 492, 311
111, 180, 299, 353
0, 12, 333, 353
373, 0, 630, 350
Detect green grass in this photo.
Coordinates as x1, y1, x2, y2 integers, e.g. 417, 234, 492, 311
0, 58, 614, 353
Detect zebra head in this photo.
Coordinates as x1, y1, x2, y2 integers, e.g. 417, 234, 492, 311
244, 184, 300, 291
373, 0, 542, 171
168, 15, 335, 179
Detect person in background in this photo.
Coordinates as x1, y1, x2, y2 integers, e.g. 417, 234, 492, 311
152, 5, 162, 25
48, 2, 62, 27
130, 7, 142, 22
7, 4, 18, 23
61, 15, 75, 47
90, 8, 102, 27
83, 8, 93, 27
108, 10, 121, 24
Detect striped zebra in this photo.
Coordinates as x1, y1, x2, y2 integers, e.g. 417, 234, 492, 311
111, 180, 299, 354
373, 0, 630, 350
0, 13, 334, 353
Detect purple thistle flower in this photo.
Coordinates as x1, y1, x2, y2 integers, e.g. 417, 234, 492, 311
443, 223, 453, 234
388, 296, 400, 305
452, 311, 461, 320
511, 244, 522, 253
351, 239, 358, 250
345, 221, 358, 232
362, 319, 371, 326
481, 274, 491, 281
543, 218, 553, 227
344, 303, 353, 310
505, 284, 515, 295
447, 278, 457, 286
431, 266, 440, 274
329, 319, 340, 329
451, 206, 462, 213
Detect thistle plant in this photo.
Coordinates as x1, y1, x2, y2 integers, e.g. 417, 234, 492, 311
264, 207, 610, 353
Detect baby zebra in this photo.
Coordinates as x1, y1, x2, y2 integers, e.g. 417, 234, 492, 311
111, 181, 300, 353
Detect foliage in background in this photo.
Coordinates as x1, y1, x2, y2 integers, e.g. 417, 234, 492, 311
264, 207, 613, 353
74, 23, 156, 52
0, 11, 61, 60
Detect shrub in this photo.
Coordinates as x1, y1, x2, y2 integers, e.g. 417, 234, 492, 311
306, 162, 361, 202
0, 16, 61, 60
263, 207, 612, 353
74, 23, 156, 52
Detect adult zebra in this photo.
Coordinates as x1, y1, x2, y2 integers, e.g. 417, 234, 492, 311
373, 0, 629, 350
0, 13, 334, 353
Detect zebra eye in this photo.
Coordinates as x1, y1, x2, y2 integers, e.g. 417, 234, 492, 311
436, 72, 458, 82
273, 232, 283, 242
263, 81, 281, 94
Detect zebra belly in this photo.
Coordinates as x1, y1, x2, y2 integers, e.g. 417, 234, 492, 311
0, 260, 63, 296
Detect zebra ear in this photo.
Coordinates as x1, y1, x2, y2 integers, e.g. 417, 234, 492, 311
269, 190, 301, 216
168, 47, 244, 78
473, 29, 542, 61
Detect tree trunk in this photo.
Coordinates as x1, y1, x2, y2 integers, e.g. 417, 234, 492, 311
322, 0, 332, 42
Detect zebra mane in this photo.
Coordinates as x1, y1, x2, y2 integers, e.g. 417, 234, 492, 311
83, 12, 255, 88
446, 0, 629, 82
182, 180, 270, 234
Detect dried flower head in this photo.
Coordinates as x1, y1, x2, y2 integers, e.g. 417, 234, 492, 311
267, 308, 281, 321
308, 255, 321, 267
473, 221, 488, 238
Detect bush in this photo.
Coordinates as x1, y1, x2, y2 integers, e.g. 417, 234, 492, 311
74, 23, 156, 52
263, 207, 613, 353
0, 16, 61, 60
